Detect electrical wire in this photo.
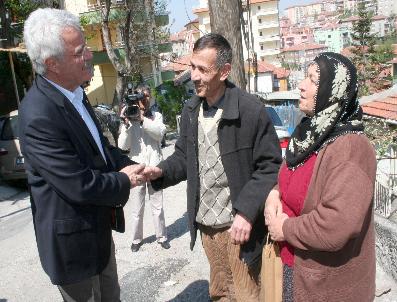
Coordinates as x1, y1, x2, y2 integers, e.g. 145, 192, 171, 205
183, 0, 207, 36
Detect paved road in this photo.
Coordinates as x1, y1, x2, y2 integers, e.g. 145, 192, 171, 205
0, 139, 396, 301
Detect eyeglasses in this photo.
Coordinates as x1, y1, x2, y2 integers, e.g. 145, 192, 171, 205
69, 45, 91, 60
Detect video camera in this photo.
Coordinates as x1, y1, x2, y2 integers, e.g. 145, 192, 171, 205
123, 83, 145, 119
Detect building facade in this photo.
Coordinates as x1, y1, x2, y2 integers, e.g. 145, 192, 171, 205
192, 0, 281, 64
314, 24, 352, 53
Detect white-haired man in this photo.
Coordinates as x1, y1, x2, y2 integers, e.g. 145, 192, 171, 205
19, 8, 145, 301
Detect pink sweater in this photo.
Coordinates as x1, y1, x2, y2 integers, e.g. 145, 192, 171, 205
283, 134, 376, 302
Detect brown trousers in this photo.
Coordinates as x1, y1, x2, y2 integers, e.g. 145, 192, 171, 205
200, 225, 261, 302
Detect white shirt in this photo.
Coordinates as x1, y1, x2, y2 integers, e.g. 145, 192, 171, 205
44, 78, 107, 162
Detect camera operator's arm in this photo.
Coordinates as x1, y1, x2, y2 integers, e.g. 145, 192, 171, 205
142, 111, 166, 142
118, 106, 133, 151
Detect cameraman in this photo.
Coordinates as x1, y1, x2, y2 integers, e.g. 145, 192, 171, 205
118, 86, 170, 252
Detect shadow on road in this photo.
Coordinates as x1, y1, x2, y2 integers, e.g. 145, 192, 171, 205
168, 280, 210, 302
142, 212, 189, 245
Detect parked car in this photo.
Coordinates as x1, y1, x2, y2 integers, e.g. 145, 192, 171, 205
265, 106, 290, 157
0, 110, 26, 180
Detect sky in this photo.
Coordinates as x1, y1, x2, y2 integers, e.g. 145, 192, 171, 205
168, 0, 313, 34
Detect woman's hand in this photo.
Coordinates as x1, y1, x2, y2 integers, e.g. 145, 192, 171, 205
268, 212, 289, 241
264, 187, 282, 226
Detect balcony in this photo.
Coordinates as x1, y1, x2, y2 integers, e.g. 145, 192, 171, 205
257, 9, 278, 17
87, 0, 126, 11
257, 21, 279, 29
258, 34, 280, 42
257, 48, 280, 57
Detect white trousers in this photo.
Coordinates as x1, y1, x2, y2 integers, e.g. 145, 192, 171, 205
130, 182, 167, 244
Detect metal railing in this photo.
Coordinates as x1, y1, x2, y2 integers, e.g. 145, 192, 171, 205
374, 152, 397, 218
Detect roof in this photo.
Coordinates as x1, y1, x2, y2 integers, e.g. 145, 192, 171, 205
361, 95, 397, 121
281, 43, 327, 52
360, 85, 397, 121
258, 89, 300, 100
169, 30, 186, 42
341, 15, 387, 23
163, 55, 191, 72
193, 7, 209, 14
185, 18, 199, 26
245, 61, 290, 78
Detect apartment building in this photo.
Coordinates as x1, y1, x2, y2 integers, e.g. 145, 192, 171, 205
340, 14, 391, 38
314, 24, 352, 53
281, 43, 328, 69
377, 0, 397, 16
63, 0, 170, 105
170, 19, 200, 58
192, 0, 281, 65
343, 0, 377, 13
281, 26, 314, 48
284, 1, 324, 25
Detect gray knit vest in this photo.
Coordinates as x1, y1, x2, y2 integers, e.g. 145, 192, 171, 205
195, 106, 233, 227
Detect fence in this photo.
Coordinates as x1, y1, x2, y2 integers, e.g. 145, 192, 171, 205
374, 150, 397, 218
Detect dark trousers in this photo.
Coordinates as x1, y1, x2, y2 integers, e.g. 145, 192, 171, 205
57, 238, 120, 302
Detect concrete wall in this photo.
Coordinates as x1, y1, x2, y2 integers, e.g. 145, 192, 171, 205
375, 213, 397, 282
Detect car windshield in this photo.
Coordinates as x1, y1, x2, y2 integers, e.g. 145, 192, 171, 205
1, 115, 19, 140
265, 107, 283, 127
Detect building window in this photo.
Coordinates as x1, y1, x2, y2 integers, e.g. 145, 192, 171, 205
258, 5, 261, 10
328, 34, 331, 38
259, 18, 262, 24
260, 31, 263, 36
261, 45, 264, 50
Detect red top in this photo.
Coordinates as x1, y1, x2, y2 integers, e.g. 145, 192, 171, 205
278, 154, 317, 267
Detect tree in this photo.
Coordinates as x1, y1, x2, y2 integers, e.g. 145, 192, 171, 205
94, 0, 167, 109
350, 2, 376, 96
208, 0, 246, 90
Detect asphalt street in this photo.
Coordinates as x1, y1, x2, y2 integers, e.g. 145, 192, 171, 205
0, 139, 396, 301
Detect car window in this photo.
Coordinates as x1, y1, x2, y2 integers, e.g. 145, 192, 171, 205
1, 116, 19, 140
265, 107, 283, 127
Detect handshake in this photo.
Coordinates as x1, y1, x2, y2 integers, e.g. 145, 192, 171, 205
120, 164, 163, 187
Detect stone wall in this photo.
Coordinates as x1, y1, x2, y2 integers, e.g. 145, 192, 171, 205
375, 213, 397, 281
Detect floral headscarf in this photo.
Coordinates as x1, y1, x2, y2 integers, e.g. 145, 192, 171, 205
286, 52, 364, 169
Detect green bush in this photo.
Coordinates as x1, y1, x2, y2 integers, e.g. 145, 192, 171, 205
152, 81, 187, 129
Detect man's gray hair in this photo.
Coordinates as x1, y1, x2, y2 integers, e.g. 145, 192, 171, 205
23, 8, 82, 75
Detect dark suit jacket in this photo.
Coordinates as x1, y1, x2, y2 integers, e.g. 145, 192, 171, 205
19, 75, 134, 285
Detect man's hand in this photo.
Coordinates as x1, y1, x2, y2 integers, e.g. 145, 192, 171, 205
120, 164, 146, 187
228, 213, 252, 245
120, 106, 129, 125
264, 187, 282, 226
143, 166, 163, 181
267, 212, 288, 242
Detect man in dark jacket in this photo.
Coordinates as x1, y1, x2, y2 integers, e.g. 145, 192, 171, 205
145, 33, 282, 301
19, 8, 145, 301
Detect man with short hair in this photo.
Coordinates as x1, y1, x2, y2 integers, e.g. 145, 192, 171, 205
145, 33, 282, 301
19, 8, 145, 301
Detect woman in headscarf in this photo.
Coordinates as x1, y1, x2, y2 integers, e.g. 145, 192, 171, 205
265, 52, 376, 302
